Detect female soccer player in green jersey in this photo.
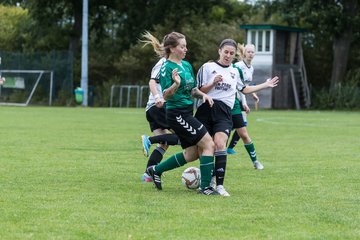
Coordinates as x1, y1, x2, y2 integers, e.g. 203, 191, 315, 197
139, 32, 181, 183
145, 32, 219, 195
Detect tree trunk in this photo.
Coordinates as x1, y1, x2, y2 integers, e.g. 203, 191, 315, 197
68, 0, 82, 58
330, 0, 357, 89
330, 29, 352, 89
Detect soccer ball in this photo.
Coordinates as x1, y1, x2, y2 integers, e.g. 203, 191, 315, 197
181, 167, 201, 189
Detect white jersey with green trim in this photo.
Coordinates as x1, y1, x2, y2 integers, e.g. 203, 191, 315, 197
235, 60, 254, 84
145, 57, 166, 111
197, 61, 245, 109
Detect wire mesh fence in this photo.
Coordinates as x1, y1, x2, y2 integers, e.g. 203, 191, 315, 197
0, 51, 73, 106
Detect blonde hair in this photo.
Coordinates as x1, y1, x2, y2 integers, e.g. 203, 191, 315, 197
236, 43, 255, 61
140, 31, 165, 58
140, 31, 185, 59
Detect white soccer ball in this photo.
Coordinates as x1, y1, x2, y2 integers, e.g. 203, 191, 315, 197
181, 167, 201, 189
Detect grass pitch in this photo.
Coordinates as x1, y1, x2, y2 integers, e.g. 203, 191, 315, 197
0, 107, 359, 239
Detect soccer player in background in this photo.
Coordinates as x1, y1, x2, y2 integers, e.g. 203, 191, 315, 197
145, 31, 220, 195
195, 39, 279, 196
0, 77, 5, 85
227, 43, 265, 170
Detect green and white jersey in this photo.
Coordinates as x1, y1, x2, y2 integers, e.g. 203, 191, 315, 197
160, 60, 196, 109
231, 64, 246, 115
234, 60, 254, 84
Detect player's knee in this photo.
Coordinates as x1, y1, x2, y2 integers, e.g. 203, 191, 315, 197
214, 140, 226, 151
183, 149, 198, 162
243, 137, 251, 144
205, 139, 215, 152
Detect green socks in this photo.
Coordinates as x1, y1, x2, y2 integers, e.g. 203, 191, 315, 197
244, 142, 257, 162
153, 153, 214, 189
199, 155, 214, 189
155, 152, 187, 174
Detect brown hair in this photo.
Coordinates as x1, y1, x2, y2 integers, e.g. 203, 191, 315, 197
162, 32, 186, 58
219, 39, 237, 49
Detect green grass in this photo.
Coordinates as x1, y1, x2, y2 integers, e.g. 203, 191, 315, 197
0, 107, 359, 239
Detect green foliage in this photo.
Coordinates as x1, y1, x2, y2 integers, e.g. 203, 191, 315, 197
52, 89, 74, 106
272, 0, 360, 100
180, 21, 244, 70
0, 5, 30, 51
111, 20, 244, 82
312, 74, 360, 110
0, 107, 359, 238
92, 76, 122, 107
302, 34, 333, 89
2, 0, 359, 108
7, 89, 25, 102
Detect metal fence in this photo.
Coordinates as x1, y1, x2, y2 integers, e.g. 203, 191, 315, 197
110, 85, 149, 108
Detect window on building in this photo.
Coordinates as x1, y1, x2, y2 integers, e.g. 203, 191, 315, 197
258, 31, 263, 51
247, 30, 273, 53
265, 31, 271, 51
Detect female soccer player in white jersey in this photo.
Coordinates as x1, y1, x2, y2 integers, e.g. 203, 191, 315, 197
145, 32, 220, 195
196, 39, 279, 196
227, 43, 265, 170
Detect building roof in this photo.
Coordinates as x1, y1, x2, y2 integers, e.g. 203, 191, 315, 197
240, 24, 306, 32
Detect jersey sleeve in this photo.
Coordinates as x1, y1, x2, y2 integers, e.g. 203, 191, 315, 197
159, 62, 173, 93
150, 64, 161, 82
233, 64, 245, 85
150, 58, 165, 83
196, 63, 210, 89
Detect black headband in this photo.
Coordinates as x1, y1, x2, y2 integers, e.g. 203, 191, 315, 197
219, 39, 237, 49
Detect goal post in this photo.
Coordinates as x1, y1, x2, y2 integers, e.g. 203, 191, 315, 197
0, 70, 54, 106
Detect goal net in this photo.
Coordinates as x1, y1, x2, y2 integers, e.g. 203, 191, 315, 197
0, 70, 54, 106
0, 50, 73, 106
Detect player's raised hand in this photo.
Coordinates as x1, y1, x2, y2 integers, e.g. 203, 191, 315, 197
172, 68, 181, 86
203, 94, 214, 107
213, 75, 223, 85
266, 76, 279, 88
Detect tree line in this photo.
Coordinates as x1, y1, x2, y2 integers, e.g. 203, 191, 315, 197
0, 0, 359, 109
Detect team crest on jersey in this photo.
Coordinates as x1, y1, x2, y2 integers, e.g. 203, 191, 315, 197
212, 70, 217, 75
230, 72, 235, 79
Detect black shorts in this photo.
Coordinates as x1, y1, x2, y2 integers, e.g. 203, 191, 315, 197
146, 105, 170, 132
232, 113, 246, 129
166, 105, 208, 149
195, 100, 232, 137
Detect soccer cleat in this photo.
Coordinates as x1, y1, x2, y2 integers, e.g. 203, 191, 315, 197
141, 135, 151, 157
216, 185, 230, 197
141, 173, 152, 182
210, 176, 216, 189
146, 165, 162, 190
198, 186, 220, 195
253, 160, 264, 170
226, 148, 236, 155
